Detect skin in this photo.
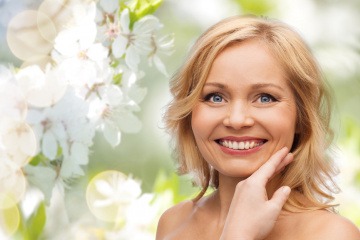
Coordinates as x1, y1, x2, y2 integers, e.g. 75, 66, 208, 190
191, 40, 297, 180
156, 40, 360, 240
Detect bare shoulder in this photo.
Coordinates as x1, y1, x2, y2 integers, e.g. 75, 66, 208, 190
306, 210, 360, 239
156, 200, 195, 240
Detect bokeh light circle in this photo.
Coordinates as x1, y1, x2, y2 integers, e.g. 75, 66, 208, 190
86, 170, 134, 223
6, 10, 55, 63
0, 120, 37, 167
0, 82, 28, 123
0, 167, 26, 210
38, 0, 74, 35
0, 202, 20, 237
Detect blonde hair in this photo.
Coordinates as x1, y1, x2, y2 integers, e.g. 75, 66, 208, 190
164, 15, 339, 211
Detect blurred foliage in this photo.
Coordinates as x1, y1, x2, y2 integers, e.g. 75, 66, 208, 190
153, 171, 197, 203
232, 0, 276, 15
14, 203, 46, 240
126, 0, 164, 26
342, 117, 360, 154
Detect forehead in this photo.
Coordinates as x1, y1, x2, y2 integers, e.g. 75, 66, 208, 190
205, 40, 289, 88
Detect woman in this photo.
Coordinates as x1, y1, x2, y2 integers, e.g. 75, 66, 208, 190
156, 15, 360, 239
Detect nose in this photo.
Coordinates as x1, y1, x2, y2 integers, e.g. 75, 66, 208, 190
223, 101, 254, 129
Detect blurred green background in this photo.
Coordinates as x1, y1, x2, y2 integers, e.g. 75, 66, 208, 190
1, 0, 359, 228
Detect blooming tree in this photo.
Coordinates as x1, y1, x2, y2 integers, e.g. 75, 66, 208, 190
0, 0, 174, 238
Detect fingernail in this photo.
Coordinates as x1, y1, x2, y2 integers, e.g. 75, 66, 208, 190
282, 186, 291, 195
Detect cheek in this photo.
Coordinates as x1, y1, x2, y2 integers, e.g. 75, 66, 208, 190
190, 107, 202, 139
191, 105, 220, 139
267, 108, 297, 144
255, 103, 296, 133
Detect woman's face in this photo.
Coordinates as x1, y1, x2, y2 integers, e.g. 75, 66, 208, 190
191, 40, 297, 179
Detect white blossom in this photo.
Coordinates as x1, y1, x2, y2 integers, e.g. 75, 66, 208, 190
24, 165, 57, 205
99, 0, 119, 15
0, 66, 27, 122
86, 171, 142, 223
148, 34, 175, 76
87, 68, 144, 147
0, 119, 37, 166
52, 1, 110, 96
15, 64, 67, 108
27, 89, 95, 179
112, 9, 162, 71
0, 154, 27, 208
1, 0, 173, 237
53, 2, 98, 59
93, 172, 141, 208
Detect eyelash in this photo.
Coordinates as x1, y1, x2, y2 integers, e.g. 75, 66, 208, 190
202, 92, 278, 104
203, 92, 224, 103
257, 93, 277, 103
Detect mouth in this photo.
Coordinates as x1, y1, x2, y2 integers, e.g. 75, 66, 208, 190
216, 138, 267, 150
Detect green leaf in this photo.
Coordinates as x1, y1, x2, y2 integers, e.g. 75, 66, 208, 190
29, 153, 47, 166
125, 0, 164, 26
26, 202, 46, 239
113, 72, 123, 85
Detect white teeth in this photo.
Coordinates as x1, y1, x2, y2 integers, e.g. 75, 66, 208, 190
220, 140, 263, 150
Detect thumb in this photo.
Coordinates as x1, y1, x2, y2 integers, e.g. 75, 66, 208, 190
269, 186, 291, 211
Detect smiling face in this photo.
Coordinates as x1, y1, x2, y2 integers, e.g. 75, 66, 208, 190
191, 39, 297, 179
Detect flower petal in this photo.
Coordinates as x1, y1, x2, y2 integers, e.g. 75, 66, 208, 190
42, 131, 58, 160
120, 8, 130, 34
100, 0, 119, 13
103, 122, 121, 147
112, 35, 128, 58
125, 46, 140, 71
133, 15, 160, 34
152, 54, 168, 76
95, 179, 114, 196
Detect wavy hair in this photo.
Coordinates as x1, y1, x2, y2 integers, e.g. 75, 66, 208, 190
164, 15, 339, 211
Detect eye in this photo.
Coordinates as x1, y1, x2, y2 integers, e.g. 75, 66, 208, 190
258, 93, 277, 103
204, 93, 224, 103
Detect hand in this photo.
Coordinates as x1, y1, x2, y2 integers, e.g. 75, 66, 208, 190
220, 147, 294, 240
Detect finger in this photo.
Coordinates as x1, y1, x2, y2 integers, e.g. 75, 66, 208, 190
274, 152, 294, 175
268, 186, 291, 212
252, 147, 289, 184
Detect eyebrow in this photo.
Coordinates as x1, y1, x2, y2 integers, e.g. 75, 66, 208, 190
250, 83, 285, 91
203, 82, 227, 89
203, 82, 285, 91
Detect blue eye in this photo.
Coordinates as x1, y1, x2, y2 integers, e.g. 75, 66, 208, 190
259, 94, 276, 103
211, 94, 223, 103
204, 93, 224, 103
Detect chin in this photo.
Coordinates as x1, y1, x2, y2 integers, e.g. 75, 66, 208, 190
218, 167, 257, 179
